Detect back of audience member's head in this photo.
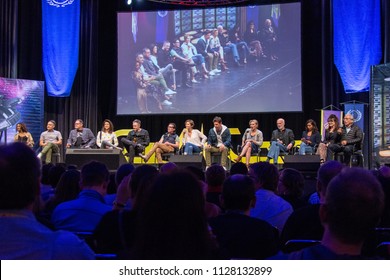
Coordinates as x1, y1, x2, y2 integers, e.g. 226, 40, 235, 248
80, 161, 109, 189
376, 166, 390, 227
222, 174, 255, 212
41, 163, 54, 185
48, 164, 66, 189
51, 169, 81, 206
0, 143, 41, 210
249, 162, 279, 192
159, 162, 178, 174
278, 168, 305, 197
115, 163, 135, 186
132, 171, 159, 212
323, 168, 384, 244
185, 166, 205, 182
129, 165, 159, 199
229, 162, 248, 176
205, 164, 226, 187
316, 160, 344, 201
132, 170, 211, 259
106, 173, 117, 195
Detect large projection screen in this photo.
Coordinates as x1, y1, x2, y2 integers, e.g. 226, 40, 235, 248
117, 2, 301, 115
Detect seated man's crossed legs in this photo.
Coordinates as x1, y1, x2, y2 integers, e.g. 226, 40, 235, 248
140, 143, 174, 164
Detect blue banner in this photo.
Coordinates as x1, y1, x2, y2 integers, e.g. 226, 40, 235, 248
42, 0, 80, 97
333, 0, 382, 93
344, 103, 364, 132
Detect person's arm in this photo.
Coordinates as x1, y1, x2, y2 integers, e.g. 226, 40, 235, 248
255, 130, 263, 147
270, 130, 277, 142
242, 129, 248, 146
140, 130, 150, 147
56, 132, 63, 146
313, 132, 321, 146
96, 131, 102, 148
27, 132, 34, 147
112, 132, 119, 147
223, 129, 232, 148
346, 126, 363, 145
85, 129, 96, 147
66, 130, 74, 147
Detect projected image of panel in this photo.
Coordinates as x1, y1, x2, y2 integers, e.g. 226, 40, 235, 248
117, 2, 301, 115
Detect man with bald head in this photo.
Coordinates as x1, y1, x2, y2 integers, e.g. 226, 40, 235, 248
267, 118, 295, 164
328, 113, 363, 165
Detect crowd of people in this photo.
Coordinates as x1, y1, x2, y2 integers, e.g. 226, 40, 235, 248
1, 140, 389, 260
131, 19, 278, 113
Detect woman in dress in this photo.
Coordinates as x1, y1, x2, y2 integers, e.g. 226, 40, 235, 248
181, 119, 207, 155
316, 114, 342, 162
14, 122, 34, 148
234, 119, 263, 167
96, 119, 122, 150
299, 119, 321, 155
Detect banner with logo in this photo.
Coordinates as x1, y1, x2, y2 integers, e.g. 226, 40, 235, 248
42, 0, 80, 97
320, 110, 343, 140
344, 103, 364, 132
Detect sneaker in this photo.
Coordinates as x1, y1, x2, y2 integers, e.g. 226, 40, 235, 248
191, 79, 200, 84
165, 89, 176, 95
214, 69, 222, 73
162, 100, 172, 106
37, 153, 42, 159
208, 71, 215, 76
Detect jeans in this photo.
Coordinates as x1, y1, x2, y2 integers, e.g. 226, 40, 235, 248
184, 143, 201, 155
267, 141, 288, 164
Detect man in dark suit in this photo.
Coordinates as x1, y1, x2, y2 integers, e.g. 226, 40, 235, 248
327, 113, 363, 165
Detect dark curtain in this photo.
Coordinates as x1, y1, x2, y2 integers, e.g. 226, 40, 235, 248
1, 0, 389, 146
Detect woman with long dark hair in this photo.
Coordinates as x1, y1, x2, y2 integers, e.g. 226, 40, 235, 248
316, 114, 342, 162
14, 122, 34, 148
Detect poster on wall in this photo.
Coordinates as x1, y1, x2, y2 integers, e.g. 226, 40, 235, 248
0, 77, 44, 148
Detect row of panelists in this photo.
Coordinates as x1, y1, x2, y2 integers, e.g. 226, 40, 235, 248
14, 113, 363, 169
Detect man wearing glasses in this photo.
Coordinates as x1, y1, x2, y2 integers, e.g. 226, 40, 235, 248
327, 113, 363, 165
140, 123, 179, 164
66, 119, 96, 149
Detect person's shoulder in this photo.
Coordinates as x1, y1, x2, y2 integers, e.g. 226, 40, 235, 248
52, 230, 95, 259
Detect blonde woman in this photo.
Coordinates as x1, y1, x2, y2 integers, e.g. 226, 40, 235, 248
234, 119, 263, 167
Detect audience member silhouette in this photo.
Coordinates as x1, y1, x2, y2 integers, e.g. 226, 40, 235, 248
129, 170, 217, 259
229, 162, 249, 176
205, 164, 226, 209
51, 161, 111, 232
249, 162, 293, 233
209, 174, 279, 259
94, 165, 159, 254
0, 143, 94, 259
273, 167, 384, 259
280, 161, 344, 246
277, 168, 308, 210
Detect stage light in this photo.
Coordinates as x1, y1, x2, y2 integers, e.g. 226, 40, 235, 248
127, 0, 132, 5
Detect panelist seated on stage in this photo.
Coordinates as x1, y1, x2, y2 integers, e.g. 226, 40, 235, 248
327, 113, 363, 165
181, 119, 207, 155
66, 119, 96, 149
96, 119, 122, 150
204, 116, 232, 170
38, 120, 62, 164
140, 122, 179, 164
266, 118, 295, 164
121, 119, 150, 163
298, 119, 321, 155
234, 119, 263, 167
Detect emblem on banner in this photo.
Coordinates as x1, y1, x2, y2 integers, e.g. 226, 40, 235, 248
346, 109, 362, 122
46, 0, 75, 8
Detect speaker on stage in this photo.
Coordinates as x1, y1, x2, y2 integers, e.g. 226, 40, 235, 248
169, 154, 205, 170
65, 149, 126, 171
283, 155, 320, 175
